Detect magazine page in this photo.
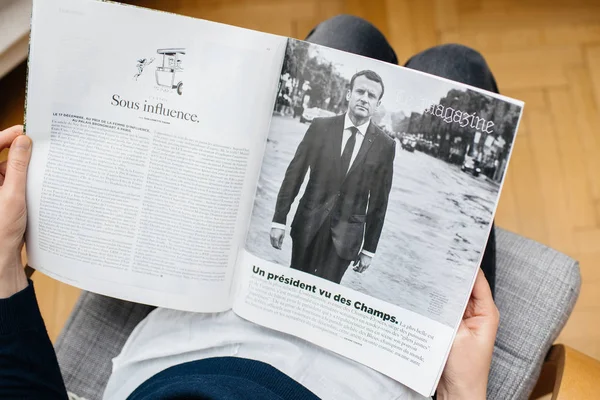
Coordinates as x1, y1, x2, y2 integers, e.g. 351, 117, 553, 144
25, 0, 287, 312
232, 38, 523, 396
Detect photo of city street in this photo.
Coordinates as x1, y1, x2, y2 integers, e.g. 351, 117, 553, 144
246, 115, 501, 327
245, 39, 521, 327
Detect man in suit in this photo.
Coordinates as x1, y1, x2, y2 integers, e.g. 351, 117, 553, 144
270, 70, 396, 284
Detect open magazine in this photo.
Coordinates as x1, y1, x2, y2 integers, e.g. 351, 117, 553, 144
25, 0, 523, 396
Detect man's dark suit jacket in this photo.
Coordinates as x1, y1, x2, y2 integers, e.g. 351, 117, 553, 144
273, 114, 396, 261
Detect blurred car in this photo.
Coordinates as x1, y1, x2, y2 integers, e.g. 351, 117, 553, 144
300, 107, 336, 123
401, 136, 416, 152
461, 155, 481, 177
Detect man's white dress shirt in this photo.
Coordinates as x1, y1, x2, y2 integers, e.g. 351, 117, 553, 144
103, 309, 426, 400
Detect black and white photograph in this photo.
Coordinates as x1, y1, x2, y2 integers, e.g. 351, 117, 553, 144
246, 39, 522, 326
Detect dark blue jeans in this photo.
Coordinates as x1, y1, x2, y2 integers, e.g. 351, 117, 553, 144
306, 15, 497, 294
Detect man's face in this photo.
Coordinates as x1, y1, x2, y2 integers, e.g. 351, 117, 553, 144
346, 75, 382, 120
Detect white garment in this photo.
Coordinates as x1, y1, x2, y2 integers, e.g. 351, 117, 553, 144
103, 309, 428, 400
341, 112, 369, 172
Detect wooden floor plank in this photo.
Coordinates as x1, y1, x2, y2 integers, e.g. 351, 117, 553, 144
569, 246, 600, 362
494, 167, 520, 234
543, 24, 600, 46
577, 252, 600, 283
315, 0, 344, 20
498, 65, 568, 91
575, 229, 600, 254
293, 0, 344, 40
406, 0, 438, 54
343, 0, 390, 40
384, 0, 417, 63
433, 0, 459, 32
502, 88, 547, 114
441, 23, 600, 53
453, 4, 600, 31
557, 310, 600, 361
526, 109, 576, 255
484, 45, 584, 90
292, 17, 320, 40
52, 284, 81, 342
30, 273, 59, 340
566, 66, 600, 200
576, 282, 600, 312
547, 88, 598, 229
585, 45, 600, 117
504, 133, 550, 244
440, 27, 543, 53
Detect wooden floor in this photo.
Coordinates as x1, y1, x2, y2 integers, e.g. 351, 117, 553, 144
0, 0, 599, 360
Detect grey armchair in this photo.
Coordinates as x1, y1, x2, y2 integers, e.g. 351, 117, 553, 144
53, 227, 581, 399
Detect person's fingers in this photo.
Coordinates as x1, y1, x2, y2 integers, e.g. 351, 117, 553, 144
464, 269, 499, 334
472, 269, 492, 299
0, 126, 24, 150
3, 135, 32, 194
270, 233, 279, 249
471, 269, 496, 314
278, 234, 284, 249
0, 160, 6, 176
356, 262, 365, 273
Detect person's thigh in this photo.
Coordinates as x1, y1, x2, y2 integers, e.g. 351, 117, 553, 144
404, 43, 499, 93
305, 17, 496, 294
305, 15, 398, 64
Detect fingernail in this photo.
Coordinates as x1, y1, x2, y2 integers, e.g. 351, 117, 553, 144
15, 135, 31, 150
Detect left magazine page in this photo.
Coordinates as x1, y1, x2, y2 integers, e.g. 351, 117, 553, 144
25, 0, 287, 312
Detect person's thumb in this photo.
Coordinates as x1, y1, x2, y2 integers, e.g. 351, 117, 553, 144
4, 135, 32, 195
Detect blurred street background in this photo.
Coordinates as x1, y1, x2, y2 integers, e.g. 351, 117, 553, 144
275, 38, 521, 184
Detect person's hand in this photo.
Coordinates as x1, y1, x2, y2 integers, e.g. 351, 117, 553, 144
437, 269, 499, 400
0, 126, 32, 298
352, 253, 372, 273
270, 227, 285, 249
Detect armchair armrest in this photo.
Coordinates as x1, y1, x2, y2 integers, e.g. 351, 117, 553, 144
531, 344, 600, 399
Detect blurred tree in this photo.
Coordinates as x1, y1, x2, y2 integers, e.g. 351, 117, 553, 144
281, 40, 310, 89
281, 41, 349, 111
390, 111, 408, 134
403, 88, 521, 170
372, 104, 387, 125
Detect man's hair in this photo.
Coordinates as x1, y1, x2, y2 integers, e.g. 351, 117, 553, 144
349, 70, 385, 100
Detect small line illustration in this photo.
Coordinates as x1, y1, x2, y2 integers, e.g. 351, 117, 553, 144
134, 57, 154, 81
134, 48, 186, 95
155, 48, 186, 95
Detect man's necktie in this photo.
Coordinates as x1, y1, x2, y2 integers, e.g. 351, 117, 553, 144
341, 126, 358, 175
